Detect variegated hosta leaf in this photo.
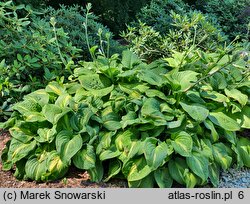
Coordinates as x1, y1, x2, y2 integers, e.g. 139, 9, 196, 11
55, 130, 83, 163
171, 131, 193, 157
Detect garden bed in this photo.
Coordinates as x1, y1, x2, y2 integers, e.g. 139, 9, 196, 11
0, 130, 127, 188
1, 130, 249, 188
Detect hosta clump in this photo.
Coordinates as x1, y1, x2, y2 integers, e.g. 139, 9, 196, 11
1, 49, 250, 187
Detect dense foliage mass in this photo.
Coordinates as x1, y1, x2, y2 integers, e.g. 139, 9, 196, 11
42, 5, 123, 58
13, 0, 151, 35
195, 0, 250, 40
122, 10, 227, 62
0, 0, 250, 188
0, 1, 121, 121
1, 48, 249, 187
0, 1, 81, 121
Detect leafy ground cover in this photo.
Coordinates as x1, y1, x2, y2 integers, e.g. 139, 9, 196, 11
0, 130, 128, 188
0, 0, 249, 188
1, 48, 249, 187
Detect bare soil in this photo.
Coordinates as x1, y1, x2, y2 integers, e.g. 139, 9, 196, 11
0, 129, 127, 188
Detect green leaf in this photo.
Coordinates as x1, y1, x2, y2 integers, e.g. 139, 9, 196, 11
225, 88, 248, 106
55, 93, 72, 107
171, 131, 193, 157
201, 91, 229, 103
24, 89, 50, 107
101, 107, 122, 130
208, 163, 220, 187
208, 112, 240, 131
73, 144, 96, 170
180, 102, 209, 122
104, 160, 122, 182
36, 126, 57, 143
184, 170, 198, 188
203, 119, 219, 142
1, 141, 12, 170
128, 174, 155, 188
186, 152, 209, 181
13, 99, 42, 115
139, 69, 165, 86
200, 139, 213, 159
46, 151, 68, 180
56, 131, 83, 163
232, 106, 250, 129
127, 141, 144, 159
78, 74, 111, 90
186, 90, 206, 104
144, 138, 170, 170
125, 157, 152, 182
154, 167, 173, 188
99, 146, 121, 161
96, 131, 116, 154
121, 50, 141, 69
168, 157, 187, 185
9, 126, 34, 143
236, 137, 250, 167
213, 143, 232, 171
141, 98, 167, 126
45, 82, 66, 95
165, 70, 198, 92
8, 139, 36, 163
223, 130, 237, 145
42, 104, 71, 124
25, 157, 47, 181
88, 159, 103, 182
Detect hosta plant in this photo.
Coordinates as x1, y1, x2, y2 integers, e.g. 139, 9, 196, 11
1, 48, 249, 187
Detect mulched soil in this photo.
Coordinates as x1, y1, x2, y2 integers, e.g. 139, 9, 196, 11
0, 129, 127, 188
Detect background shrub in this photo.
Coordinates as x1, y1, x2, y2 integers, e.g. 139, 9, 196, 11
134, 0, 189, 34
0, 1, 81, 121
13, 0, 151, 36
42, 5, 123, 59
195, 0, 250, 40
122, 9, 227, 62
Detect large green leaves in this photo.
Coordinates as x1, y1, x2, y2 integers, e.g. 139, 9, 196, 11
56, 130, 83, 163
168, 158, 187, 185
213, 143, 232, 171
180, 102, 209, 122
73, 144, 96, 170
121, 50, 141, 69
78, 74, 111, 90
154, 168, 173, 188
225, 88, 248, 106
171, 131, 193, 157
165, 70, 199, 92
236, 137, 250, 167
8, 139, 36, 163
124, 157, 152, 182
186, 152, 209, 182
42, 104, 71, 124
208, 112, 240, 131
2, 47, 250, 188
141, 98, 167, 126
25, 151, 68, 181
144, 138, 172, 170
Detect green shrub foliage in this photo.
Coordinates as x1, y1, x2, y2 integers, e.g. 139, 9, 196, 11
195, 0, 250, 40
42, 5, 123, 59
122, 10, 227, 62
87, 0, 151, 35
1, 47, 249, 187
134, 0, 189, 34
0, 1, 81, 121
14, 0, 151, 36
